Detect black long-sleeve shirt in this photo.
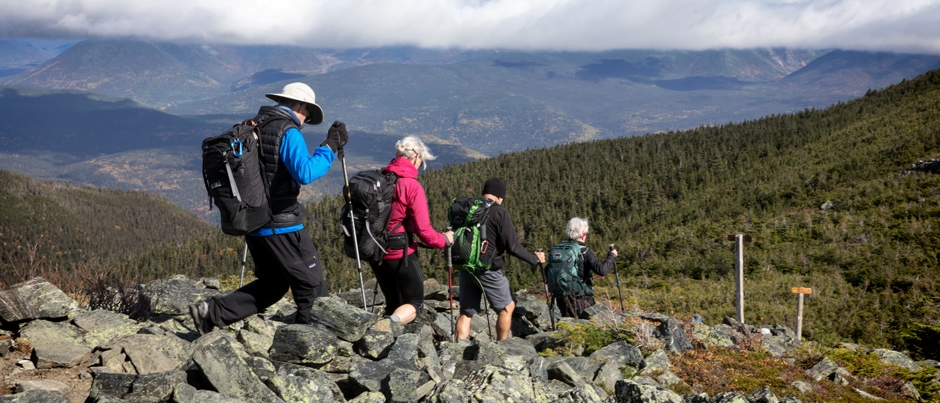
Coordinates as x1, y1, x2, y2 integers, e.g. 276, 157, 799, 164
482, 202, 540, 269
576, 241, 616, 288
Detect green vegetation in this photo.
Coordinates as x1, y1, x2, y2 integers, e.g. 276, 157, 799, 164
3, 67, 939, 362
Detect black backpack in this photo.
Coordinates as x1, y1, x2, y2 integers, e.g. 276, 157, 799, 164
447, 197, 497, 273
340, 170, 401, 263
201, 119, 271, 235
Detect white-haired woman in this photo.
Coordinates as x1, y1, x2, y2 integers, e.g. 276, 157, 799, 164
372, 135, 453, 324
553, 217, 618, 318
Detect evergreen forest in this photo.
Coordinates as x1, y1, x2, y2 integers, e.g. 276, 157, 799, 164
2, 68, 939, 359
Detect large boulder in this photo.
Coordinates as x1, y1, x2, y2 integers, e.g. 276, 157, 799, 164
614, 380, 684, 403
141, 277, 224, 316
18, 320, 92, 369
0, 278, 78, 323
308, 296, 378, 343
103, 333, 191, 374
192, 335, 281, 401
72, 310, 142, 348
633, 313, 693, 353
268, 324, 339, 366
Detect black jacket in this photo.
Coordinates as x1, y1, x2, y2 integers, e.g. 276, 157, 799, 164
482, 201, 540, 269
575, 241, 616, 289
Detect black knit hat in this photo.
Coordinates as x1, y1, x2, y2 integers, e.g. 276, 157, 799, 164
482, 177, 507, 198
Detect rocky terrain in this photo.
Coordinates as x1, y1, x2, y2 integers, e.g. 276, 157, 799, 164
0, 276, 936, 403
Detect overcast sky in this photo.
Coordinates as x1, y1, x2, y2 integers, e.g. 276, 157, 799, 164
2, 0, 939, 53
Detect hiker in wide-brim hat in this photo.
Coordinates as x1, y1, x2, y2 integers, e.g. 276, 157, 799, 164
189, 82, 347, 334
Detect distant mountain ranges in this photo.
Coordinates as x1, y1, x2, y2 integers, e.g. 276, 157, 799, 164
1, 38, 939, 220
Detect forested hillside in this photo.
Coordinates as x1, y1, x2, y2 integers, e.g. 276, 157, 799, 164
0, 170, 218, 289
4, 69, 938, 357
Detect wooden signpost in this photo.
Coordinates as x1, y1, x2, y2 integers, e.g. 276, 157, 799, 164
728, 234, 752, 323
791, 287, 813, 341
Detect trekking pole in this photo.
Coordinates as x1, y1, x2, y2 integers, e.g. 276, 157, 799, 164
611, 244, 625, 312
339, 148, 369, 310
445, 226, 455, 342
537, 248, 556, 331
239, 241, 248, 288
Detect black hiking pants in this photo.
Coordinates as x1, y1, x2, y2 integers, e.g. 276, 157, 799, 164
208, 229, 327, 325
369, 252, 424, 317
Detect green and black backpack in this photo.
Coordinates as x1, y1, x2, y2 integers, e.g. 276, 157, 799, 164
546, 240, 591, 297
447, 197, 497, 273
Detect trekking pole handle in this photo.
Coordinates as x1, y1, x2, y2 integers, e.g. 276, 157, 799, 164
609, 244, 615, 251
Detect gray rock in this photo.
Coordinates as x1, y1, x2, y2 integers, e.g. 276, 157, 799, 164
87, 371, 187, 402
387, 333, 422, 370
682, 392, 710, 403
268, 324, 339, 366
614, 380, 684, 403
806, 357, 839, 381
346, 391, 386, 403
276, 364, 346, 402
172, 383, 243, 403
0, 278, 78, 323
498, 337, 540, 365
104, 333, 191, 374
348, 360, 400, 396
192, 335, 281, 401
634, 312, 693, 353
790, 381, 814, 393
309, 296, 379, 343
424, 379, 473, 403
746, 386, 779, 403
515, 295, 554, 331
19, 320, 92, 369
594, 359, 633, 394
353, 327, 395, 360
72, 309, 142, 348
13, 379, 69, 394
713, 392, 749, 403
873, 349, 920, 371
416, 325, 445, 382
640, 350, 683, 387
560, 356, 604, 380
466, 338, 508, 368
388, 368, 429, 402
526, 331, 569, 353
266, 373, 335, 403
141, 278, 224, 316
590, 340, 645, 369
463, 364, 541, 402
0, 389, 71, 402
779, 397, 802, 403
690, 323, 735, 349
553, 383, 608, 403
548, 360, 586, 387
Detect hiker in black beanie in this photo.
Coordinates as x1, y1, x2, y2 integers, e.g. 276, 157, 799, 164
456, 178, 545, 340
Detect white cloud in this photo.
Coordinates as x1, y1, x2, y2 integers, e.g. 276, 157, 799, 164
1, 0, 939, 53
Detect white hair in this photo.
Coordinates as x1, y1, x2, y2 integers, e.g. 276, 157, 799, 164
395, 135, 437, 170
566, 217, 589, 240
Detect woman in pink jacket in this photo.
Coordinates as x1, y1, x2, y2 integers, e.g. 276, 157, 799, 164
372, 135, 454, 324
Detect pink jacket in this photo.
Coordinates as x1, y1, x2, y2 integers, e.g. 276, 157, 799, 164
383, 157, 447, 260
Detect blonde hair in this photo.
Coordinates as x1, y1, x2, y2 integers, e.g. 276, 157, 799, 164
395, 135, 436, 170
566, 217, 589, 240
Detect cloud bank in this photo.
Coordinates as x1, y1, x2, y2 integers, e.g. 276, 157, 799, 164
2, 0, 939, 53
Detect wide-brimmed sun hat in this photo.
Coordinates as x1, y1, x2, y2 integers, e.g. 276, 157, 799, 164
265, 82, 324, 125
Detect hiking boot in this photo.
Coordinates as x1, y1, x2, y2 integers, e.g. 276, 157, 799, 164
189, 301, 213, 335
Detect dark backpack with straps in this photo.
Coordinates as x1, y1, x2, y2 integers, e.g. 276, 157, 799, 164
546, 240, 591, 297
340, 170, 404, 263
201, 119, 271, 235
447, 197, 497, 273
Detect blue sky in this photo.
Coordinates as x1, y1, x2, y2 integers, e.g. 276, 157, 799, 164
2, 0, 939, 53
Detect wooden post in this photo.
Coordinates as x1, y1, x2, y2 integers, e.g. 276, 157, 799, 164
791, 287, 813, 341
728, 234, 751, 324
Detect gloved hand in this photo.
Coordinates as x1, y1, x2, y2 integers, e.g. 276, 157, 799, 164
321, 121, 348, 152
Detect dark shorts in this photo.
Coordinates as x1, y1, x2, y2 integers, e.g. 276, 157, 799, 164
458, 268, 513, 315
